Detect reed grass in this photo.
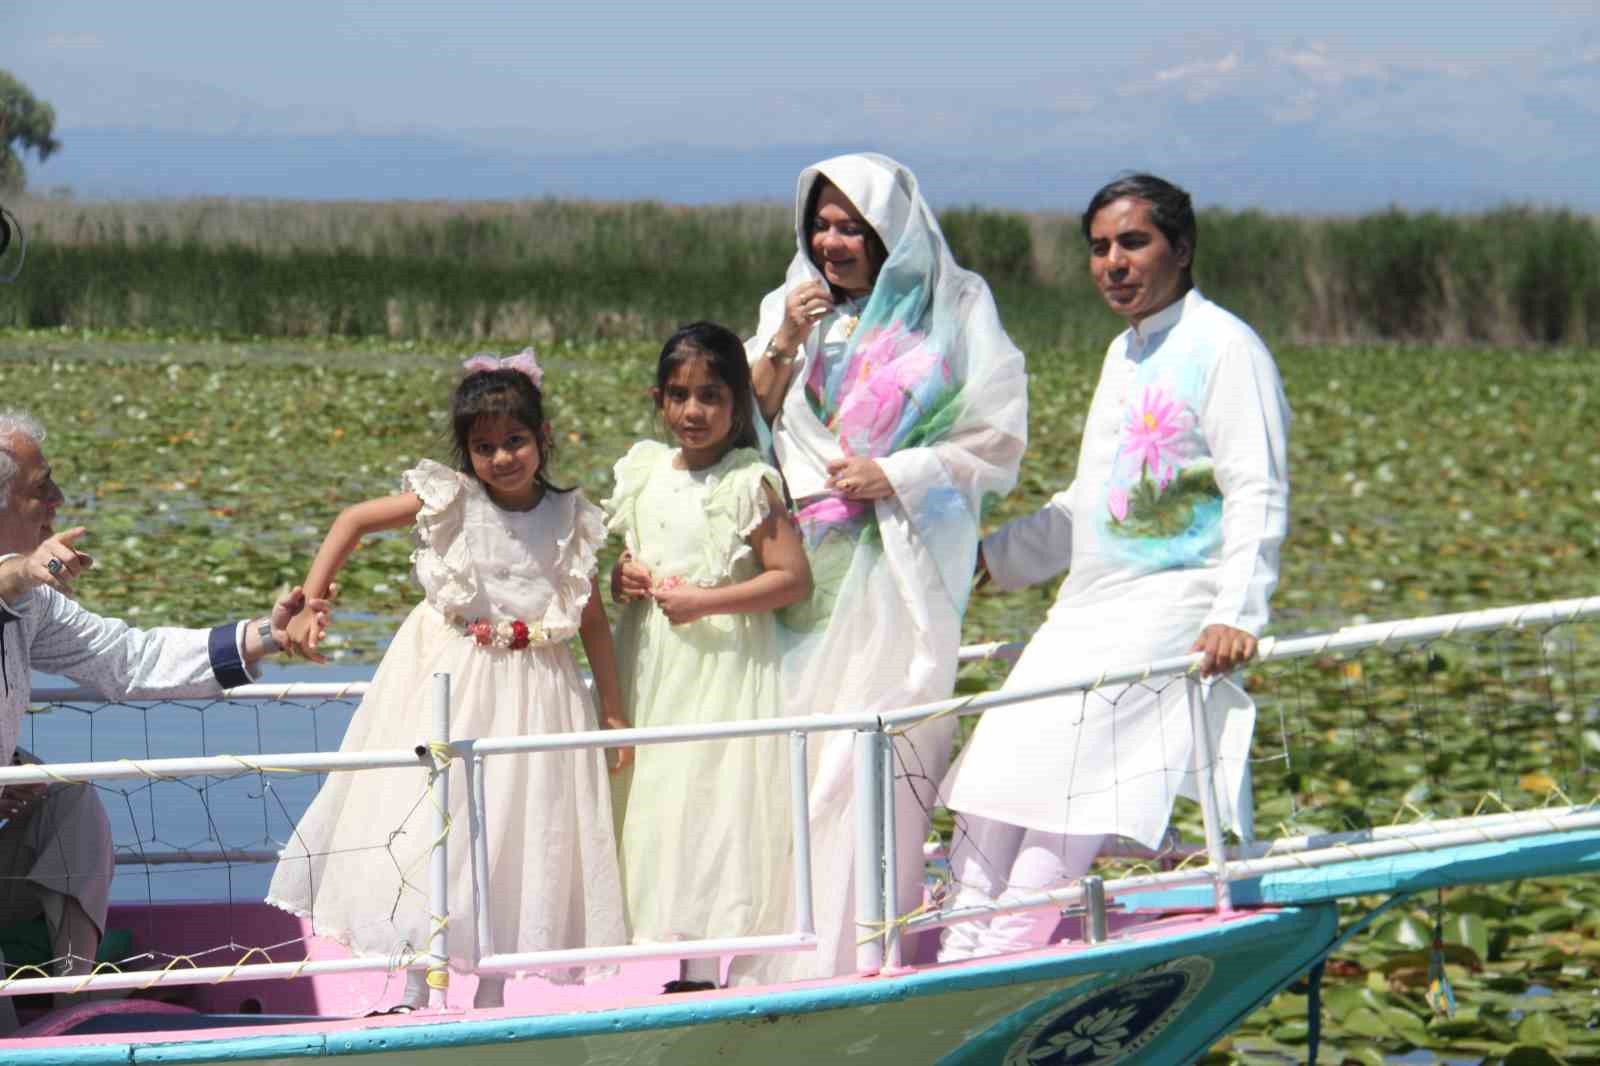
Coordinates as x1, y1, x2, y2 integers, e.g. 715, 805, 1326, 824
3, 196, 1595, 350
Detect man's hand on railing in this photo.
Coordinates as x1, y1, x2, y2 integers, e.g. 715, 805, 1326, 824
1191, 624, 1258, 678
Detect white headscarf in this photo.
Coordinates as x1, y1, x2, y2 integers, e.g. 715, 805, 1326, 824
750, 152, 1028, 616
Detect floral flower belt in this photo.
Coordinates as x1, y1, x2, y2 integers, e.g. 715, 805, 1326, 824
443, 612, 556, 650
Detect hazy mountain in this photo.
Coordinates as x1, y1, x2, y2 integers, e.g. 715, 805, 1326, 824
21, 35, 1600, 210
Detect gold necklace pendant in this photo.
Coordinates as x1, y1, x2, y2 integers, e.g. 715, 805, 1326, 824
841, 315, 860, 340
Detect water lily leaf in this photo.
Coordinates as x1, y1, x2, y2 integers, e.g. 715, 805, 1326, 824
1446, 913, 1491, 963
1382, 1005, 1431, 1046
1264, 992, 1309, 1020
1388, 914, 1433, 949
1447, 892, 1514, 920
1336, 1046, 1387, 1066
1527, 907, 1578, 932
1501, 1043, 1568, 1065
1340, 1006, 1393, 1038
1270, 1018, 1310, 1044
1323, 982, 1386, 1020
1429, 1003, 1483, 1036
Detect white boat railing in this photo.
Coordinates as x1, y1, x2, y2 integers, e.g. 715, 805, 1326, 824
4, 595, 1597, 999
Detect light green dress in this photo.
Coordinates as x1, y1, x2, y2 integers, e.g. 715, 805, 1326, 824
604, 441, 792, 947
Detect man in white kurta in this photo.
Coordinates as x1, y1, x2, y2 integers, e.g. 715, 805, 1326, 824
0, 409, 318, 1029
939, 175, 1290, 959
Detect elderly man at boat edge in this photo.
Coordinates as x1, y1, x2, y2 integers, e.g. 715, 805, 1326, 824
937, 173, 1291, 960
0, 408, 328, 1029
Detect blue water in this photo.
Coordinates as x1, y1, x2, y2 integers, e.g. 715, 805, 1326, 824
22, 662, 371, 904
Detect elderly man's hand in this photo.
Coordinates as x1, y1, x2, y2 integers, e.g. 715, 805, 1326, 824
0, 782, 47, 823
1191, 624, 1258, 678
1, 528, 94, 602
274, 585, 335, 664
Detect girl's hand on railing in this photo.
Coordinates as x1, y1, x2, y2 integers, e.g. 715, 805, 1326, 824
1191, 624, 1258, 677
600, 713, 634, 773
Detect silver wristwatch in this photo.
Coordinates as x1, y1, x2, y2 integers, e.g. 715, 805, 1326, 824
256, 617, 281, 653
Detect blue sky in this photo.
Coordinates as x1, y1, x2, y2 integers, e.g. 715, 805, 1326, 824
4, 2, 1599, 208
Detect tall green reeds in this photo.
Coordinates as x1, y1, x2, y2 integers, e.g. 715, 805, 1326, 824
2, 197, 1595, 350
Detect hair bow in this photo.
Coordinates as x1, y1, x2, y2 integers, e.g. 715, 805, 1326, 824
462, 347, 544, 388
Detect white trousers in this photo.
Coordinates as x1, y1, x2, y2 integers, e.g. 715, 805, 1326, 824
937, 813, 1105, 962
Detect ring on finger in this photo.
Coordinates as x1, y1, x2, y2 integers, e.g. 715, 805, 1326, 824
45, 558, 65, 577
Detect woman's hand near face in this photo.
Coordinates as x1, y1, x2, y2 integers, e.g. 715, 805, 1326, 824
755, 279, 834, 423
777, 279, 833, 354
825, 457, 894, 501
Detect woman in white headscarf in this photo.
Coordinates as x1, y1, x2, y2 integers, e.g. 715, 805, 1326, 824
743, 153, 1028, 981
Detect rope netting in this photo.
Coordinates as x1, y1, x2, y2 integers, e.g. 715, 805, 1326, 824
0, 689, 424, 992
1, 601, 1595, 995
915, 607, 1600, 930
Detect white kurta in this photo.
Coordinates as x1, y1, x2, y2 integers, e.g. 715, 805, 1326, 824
943, 290, 1290, 848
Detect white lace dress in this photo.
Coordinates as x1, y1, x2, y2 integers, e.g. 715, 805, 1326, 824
266, 459, 625, 977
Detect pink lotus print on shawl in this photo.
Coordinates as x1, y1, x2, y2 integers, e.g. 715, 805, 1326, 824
1109, 384, 1196, 521
796, 492, 867, 528
809, 322, 952, 459
796, 322, 955, 541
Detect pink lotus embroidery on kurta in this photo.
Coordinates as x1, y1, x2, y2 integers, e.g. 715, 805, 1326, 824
1122, 385, 1194, 489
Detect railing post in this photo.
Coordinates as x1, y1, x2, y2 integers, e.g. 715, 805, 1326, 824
428, 672, 451, 1007
881, 728, 901, 971
853, 728, 885, 974
1185, 675, 1232, 913
464, 750, 493, 974
1082, 876, 1108, 944
789, 731, 815, 937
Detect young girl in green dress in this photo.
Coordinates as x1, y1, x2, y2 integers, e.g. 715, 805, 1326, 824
606, 321, 811, 992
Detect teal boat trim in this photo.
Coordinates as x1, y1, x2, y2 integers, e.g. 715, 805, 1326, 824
8, 907, 1326, 1064
1135, 828, 1600, 910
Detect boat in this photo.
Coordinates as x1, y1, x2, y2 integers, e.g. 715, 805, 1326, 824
3, 596, 1596, 1064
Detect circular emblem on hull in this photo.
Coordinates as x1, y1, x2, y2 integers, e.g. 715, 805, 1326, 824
1002, 956, 1213, 1065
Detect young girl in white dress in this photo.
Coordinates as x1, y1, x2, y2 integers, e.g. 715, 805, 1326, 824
606, 321, 811, 992
267, 351, 630, 1010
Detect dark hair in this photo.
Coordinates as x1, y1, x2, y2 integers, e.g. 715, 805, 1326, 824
449, 367, 570, 494
802, 178, 889, 296
1081, 173, 1197, 265
655, 321, 759, 452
